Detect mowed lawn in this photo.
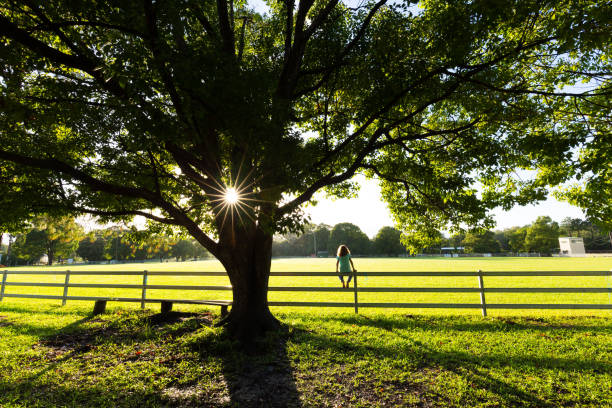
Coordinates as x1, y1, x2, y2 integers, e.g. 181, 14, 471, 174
2, 256, 611, 316
1, 257, 611, 407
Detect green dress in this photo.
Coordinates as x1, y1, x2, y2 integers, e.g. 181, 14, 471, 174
337, 254, 352, 274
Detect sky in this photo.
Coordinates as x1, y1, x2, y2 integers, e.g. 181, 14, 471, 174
306, 175, 585, 237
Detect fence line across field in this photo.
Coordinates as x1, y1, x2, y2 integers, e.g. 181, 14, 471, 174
2, 270, 610, 276
1, 269, 611, 316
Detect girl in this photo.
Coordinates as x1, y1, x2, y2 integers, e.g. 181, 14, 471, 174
336, 244, 356, 288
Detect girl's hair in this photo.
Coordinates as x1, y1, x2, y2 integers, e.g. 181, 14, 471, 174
337, 245, 350, 257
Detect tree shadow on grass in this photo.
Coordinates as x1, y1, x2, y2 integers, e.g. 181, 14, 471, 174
189, 326, 302, 407
2, 309, 302, 407
3, 309, 610, 407
332, 313, 612, 334
290, 330, 554, 407
330, 314, 612, 371
287, 314, 612, 407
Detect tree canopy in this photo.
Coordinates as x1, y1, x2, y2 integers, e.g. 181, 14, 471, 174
11, 215, 83, 264
372, 226, 405, 255
523, 215, 559, 254
461, 230, 500, 253
328, 222, 371, 254
0, 0, 610, 336
1, 0, 610, 244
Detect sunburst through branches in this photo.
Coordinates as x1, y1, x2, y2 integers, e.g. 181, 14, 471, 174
224, 187, 239, 205
206, 164, 268, 232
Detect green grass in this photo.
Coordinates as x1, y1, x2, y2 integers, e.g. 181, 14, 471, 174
1, 257, 611, 407
2, 257, 611, 316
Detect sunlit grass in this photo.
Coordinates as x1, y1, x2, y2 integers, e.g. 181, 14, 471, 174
2, 257, 611, 317
1, 257, 611, 407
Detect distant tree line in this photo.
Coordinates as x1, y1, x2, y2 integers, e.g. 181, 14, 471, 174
2, 216, 609, 266
0, 215, 209, 266
440, 217, 611, 255
272, 223, 407, 257
273, 217, 611, 257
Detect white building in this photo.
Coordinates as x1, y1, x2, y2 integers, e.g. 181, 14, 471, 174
558, 237, 586, 257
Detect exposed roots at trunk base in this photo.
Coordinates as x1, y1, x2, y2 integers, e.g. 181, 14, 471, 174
215, 307, 282, 344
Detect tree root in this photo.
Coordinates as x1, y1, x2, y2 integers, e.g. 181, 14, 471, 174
216, 307, 282, 344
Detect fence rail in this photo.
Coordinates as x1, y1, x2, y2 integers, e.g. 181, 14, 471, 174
1, 269, 611, 315
2, 270, 610, 276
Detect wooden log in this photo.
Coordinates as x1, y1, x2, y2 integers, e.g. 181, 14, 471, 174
93, 300, 107, 315
161, 300, 173, 314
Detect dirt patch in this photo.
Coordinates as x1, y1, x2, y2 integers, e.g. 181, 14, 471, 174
224, 358, 301, 407
37, 321, 113, 353
295, 366, 438, 407
146, 311, 214, 337
33, 312, 213, 360
0, 315, 10, 327
162, 383, 231, 407
147, 311, 211, 325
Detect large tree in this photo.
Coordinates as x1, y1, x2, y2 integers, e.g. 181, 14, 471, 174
12, 215, 83, 265
523, 215, 559, 254
461, 230, 501, 253
504, 226, 528, 252
0, 0, 609, 338
372, 226, 405, 255
77, 235, 106, 262
328, 222, 371, 255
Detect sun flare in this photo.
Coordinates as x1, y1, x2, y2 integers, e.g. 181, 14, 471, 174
224, 187, 240, 205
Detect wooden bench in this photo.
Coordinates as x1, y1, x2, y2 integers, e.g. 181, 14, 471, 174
92, 298, 232, 316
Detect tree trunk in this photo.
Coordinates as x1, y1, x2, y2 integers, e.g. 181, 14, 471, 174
217, 226, 280, 341
6, 235, 12, 266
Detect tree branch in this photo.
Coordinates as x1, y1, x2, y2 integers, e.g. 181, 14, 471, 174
303, 0, 340, 39
63, 206, 179, 225
188, 1, 218, 39
296, 0, 386, 96
0, 149, 220, 255
444, 69, 612, 98
283, 0, 294, 61
308, 67, 448, 171
29, 20, 145, 38
165, 142, 224, 198
361, 163, 454, 217
278, 80, 482, 218
216, 0, 235, 55
143, 0, 189, 124
0, 15, 128, 100
373, 118, 481, 150
275, 0, 316, 98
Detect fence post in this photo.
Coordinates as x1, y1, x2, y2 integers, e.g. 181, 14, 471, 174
141, 270, 148, 309
62, 270, 71, 306
477, 269, 487, 317
353, 269, 359, 314
604, 268, 612, 303
0, 270, 7, 302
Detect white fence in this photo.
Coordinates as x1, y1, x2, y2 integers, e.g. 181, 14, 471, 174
1, 270, 611, 316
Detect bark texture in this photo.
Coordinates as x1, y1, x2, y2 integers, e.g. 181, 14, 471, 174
217, 225, 280, 341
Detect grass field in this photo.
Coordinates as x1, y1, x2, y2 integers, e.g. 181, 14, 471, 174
1, 257, 611, 407
2, 257, 611, 316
